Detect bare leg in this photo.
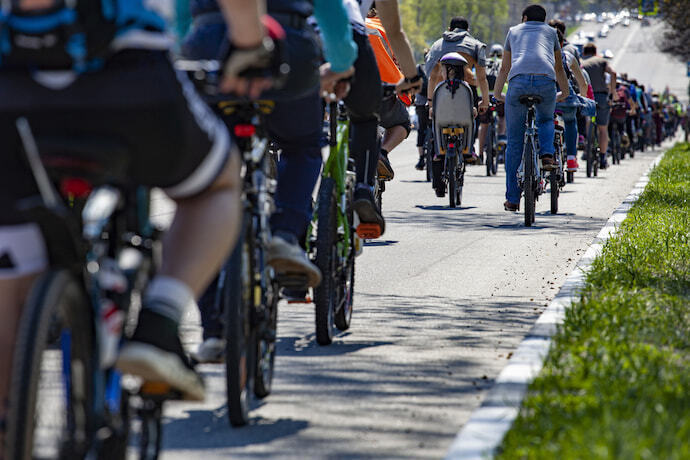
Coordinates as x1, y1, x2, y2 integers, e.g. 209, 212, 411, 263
161, 153, 242, 297
0, 273, 41, 453
477, 123, 488, 155
381, 126, 408, 154
498, 116, 506, 136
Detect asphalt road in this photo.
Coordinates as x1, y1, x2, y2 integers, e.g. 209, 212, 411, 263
148, 17, 688, 460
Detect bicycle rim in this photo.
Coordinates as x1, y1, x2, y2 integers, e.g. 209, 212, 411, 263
448, 153, 457, 208
6, 270, 95, 460
524, 143, 535, 227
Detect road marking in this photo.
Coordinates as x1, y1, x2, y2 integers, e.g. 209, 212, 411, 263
444, 141, 674, 460
611, 23, 639, 68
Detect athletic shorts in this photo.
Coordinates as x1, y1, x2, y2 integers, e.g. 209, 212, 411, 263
594, 92, 611, 126
379, 93, 411, 136
0, 50, 232, 276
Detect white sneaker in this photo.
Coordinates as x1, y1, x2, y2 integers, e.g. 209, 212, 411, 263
192, 337, 226, 364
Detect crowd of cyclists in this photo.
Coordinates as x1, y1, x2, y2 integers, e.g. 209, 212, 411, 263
0, 0, 686, 457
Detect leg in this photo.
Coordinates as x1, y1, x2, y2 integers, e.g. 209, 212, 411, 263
505, 83, 529, 205
534, 81, 557, 157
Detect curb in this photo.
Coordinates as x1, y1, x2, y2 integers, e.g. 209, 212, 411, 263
444, 146, 671, 460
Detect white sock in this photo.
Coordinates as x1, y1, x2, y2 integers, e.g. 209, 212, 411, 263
143, 276, 194, 324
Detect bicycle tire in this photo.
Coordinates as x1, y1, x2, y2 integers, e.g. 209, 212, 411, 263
550, 169, 559, 215
224, 212, 256, 427
375, 179, 383, 213
566, 171, 574, 183
448, 153, 458, 208
524, 142, 535, 227
6, 270, 95, 460
254, 280, 278, 399
594, 148, 599, 177
314, 177, 338, 345
586, 125, 594, 178
334, 180, 355, 332
485, 129, 494, 177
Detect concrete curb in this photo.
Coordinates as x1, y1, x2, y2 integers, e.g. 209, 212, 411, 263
444, 146, 671, 460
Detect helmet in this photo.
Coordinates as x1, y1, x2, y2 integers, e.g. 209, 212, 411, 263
489, 44, 503, 58
603, 49, 614, 59
440, 52, 468, 68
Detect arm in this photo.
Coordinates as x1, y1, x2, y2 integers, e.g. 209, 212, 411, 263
569, 59, 587, 95
428, 62, 442, 103
218, 0, 264, 47
475, 65, 490, 110
375, 0, 417, 78
554, 49, 570, 101
605, 64, 617, 97
493, 51, 511, 102
313, 0, 357, 73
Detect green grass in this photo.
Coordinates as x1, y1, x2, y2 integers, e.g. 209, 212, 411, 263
496, 143, 690, 460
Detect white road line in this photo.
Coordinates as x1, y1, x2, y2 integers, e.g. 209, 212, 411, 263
611, 23, 639, 68
444, 141, 674, 460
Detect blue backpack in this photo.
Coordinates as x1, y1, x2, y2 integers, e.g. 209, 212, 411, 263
0, 0, 160, 71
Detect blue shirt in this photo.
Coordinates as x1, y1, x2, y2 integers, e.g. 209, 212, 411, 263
504, 21, 560, 81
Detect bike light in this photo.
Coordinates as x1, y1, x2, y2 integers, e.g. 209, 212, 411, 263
60, 177, 92, 199
449, 143, 455, 148
234, 124, 256, 138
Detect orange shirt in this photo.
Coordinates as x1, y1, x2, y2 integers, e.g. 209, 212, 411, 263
366, 17, 412, 106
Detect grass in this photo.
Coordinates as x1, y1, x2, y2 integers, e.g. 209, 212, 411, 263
496, 143, 690, 460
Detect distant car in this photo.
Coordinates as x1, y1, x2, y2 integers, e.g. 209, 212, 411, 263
623, 18, 631, 27
584, 32, 596, 42
598, 25, 609, 38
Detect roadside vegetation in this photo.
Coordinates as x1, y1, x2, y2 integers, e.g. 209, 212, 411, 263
497, 143, 690, 459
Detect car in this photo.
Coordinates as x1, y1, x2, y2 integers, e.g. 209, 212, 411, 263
598, 25, 609, 38
623, 18, 631, 27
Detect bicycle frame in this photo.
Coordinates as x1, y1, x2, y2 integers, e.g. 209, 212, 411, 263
519, 104, 540, 183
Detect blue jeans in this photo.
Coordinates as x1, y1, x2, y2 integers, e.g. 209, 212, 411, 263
555, 103, 578, 159
505, 75, 556, 204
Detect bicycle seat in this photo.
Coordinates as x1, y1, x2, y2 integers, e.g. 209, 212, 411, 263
36, 135, 130, 185
519, 95, 543, 105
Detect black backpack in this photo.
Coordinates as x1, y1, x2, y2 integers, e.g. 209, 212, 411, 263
0, 0, 118, 71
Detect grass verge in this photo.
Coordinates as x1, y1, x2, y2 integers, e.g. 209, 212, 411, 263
496, 143, 690, 459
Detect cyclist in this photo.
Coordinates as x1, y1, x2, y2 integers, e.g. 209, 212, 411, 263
0, 0, 281, 440
425, 16, 489, 196
551, 27, 588, 173
414, 53, 431, 171
492, 4, 570, 211
182, 0, 359, 361
581, 42, 618, 168
365, 6, 413, 180
477, 44, 507, 164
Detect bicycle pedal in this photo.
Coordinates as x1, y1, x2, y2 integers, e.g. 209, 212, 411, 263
287, 296, 312, 304
356, 223, 382, 239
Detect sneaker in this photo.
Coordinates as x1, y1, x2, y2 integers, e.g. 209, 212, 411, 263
117, 309, 205, 401
599, 153, 608, 169
268, 232, 322, 288
415, 156, 425, 170
435, 185, 446, 198
377, 151, 394, 180
192, 337, 226, 364
504, 201, 519, 212
465, 152, 479, 164
577, 134, 585, 150
566, 158, 579, 172
352, 184, 385, 237
540, 154, 555, 170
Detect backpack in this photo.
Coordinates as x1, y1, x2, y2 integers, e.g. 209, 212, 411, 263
0, 0, 118, 71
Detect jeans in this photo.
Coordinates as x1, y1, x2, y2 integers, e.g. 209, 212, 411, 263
556, 104, 578, 159
505, 75, 556, 204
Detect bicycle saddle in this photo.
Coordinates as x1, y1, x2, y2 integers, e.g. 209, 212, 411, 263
519, 95, 543, 105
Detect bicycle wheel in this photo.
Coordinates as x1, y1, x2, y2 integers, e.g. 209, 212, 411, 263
374, 179, 384, 213
335, 182, 355, 332
593, 148, 599, 177
550, 169, 559, 215
6, 270, 95, 460
448, 153, 458, 208
314, 177, 338, 345
455, 160, 464, 206
254, 280, 278, 399
586, 127, 594, 178
485, 129, 494, 177
224, 212, 256, 426
523, 143, 535, 227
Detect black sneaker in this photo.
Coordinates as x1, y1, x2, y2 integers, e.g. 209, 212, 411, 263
377, 151, 395, 180
116, 309, 205, 401
352, 184, 385, 235
435, 184, 446, 198
599, 153, 608, 169
415, 156, 425, 170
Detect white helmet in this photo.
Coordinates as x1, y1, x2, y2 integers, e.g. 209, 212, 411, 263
489, 44, 504, 58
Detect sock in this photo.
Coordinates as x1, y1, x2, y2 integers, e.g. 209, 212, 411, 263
143, 276, 194, 324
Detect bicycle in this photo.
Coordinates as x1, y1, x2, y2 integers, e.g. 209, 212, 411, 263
307, 101, 361, 345
179, 60, 283, 427
517, 94, 548, 227
550, 110, 567, 215
484, 98, 500, 177
6, 119, 170, 460
422, 126, 434, 182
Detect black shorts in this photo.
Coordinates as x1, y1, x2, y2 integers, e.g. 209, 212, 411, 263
415, 105, 430, 146
379, 93, 411, 136
0, 50, 231, 225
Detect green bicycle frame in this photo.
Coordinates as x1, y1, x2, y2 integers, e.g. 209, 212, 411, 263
307, 103, 352, 258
